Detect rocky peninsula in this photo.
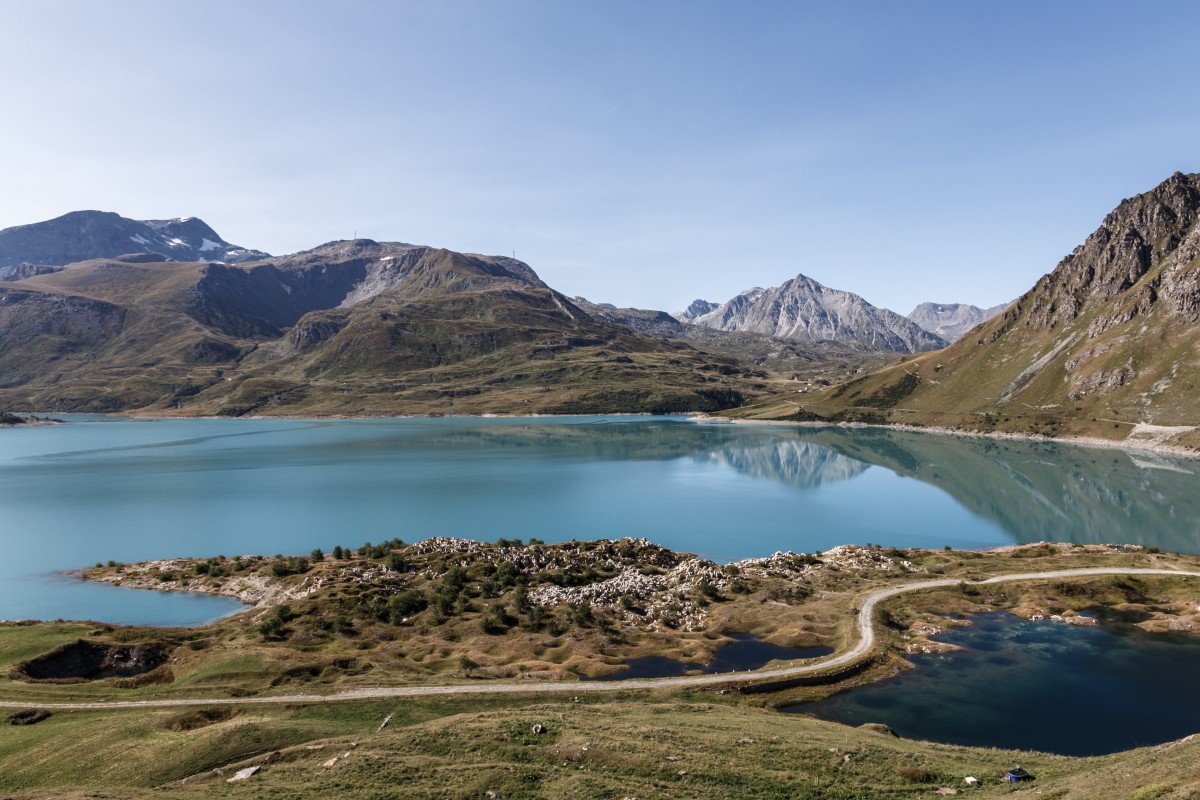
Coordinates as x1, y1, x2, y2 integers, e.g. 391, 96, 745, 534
73, 539, 1200, 688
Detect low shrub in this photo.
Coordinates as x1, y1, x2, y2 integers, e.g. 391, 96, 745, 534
8, 709, 50, 725
897, 766, 937, 783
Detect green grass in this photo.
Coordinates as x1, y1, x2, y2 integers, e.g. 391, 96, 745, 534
4, 696, 1200, 798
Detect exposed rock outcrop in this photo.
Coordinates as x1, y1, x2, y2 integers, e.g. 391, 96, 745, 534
797, 171, 1200, 442
16, 640, 168, 681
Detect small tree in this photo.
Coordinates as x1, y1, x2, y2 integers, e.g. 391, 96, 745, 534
459, 655, 478, 677
512, 583, 532, 615
570, 600, 595, 627
387, 590, 427, 624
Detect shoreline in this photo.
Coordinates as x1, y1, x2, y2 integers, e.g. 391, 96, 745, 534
690, 413, 1200, 459
21, 408, 1199, 457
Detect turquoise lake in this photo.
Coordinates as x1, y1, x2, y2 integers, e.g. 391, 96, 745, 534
1, 415, 1198, 625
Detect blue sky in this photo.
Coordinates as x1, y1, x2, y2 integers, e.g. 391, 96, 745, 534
1, 1, 1196, 314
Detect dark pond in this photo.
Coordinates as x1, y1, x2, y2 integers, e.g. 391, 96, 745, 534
786, 611, 1200, 755
586, 633, 833, 681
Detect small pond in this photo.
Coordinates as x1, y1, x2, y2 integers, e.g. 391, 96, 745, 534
586, 634, 833, 681
786, 611, 1200, 756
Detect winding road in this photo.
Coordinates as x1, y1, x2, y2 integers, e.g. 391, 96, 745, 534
3, 567, 1198, 711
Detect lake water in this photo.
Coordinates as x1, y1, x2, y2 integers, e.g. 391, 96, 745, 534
789, 611, 1200, 755
1, 416, 1198, 625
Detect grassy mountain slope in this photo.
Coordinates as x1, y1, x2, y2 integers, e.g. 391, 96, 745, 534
0, 242, 771, 415
732, 172, 1200, 450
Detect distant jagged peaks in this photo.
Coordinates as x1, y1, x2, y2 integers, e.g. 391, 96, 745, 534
674, 298, 720, 322
683, 274, 947, 354
906, 301, 1010, 342
0, 210, 269, 275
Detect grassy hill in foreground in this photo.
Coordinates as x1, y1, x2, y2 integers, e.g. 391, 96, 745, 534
730, 172, 1200, 451
3, 696, 1199, 799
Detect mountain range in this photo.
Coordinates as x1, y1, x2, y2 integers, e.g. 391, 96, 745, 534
0, 229, 764, 415
0, 210, 975, 416
741, 171, 1200, 451
4, 171, 1194, 449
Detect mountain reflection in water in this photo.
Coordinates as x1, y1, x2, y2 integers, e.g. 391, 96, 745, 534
430, 420, 1200, 552
785, 426, 1200, 553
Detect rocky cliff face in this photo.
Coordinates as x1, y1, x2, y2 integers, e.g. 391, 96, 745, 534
687, 275, 947, 353
0, 211, 269, 275
1014, 172, 1200, 333
907, 302, 1009, 342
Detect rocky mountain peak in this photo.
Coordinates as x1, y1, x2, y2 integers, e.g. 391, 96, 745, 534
674, 298, 719, 322
1021, 172, 1200, 330
686, 273, 947, 353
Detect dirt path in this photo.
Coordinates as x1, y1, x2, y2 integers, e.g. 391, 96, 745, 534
3, 567, 1197, 711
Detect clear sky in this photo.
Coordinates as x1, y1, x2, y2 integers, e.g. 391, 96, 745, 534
1, 1, 1196, 314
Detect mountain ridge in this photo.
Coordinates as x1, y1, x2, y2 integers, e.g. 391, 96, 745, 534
0, 225, 766, 416
906, 301, 1009, 342
0, 210, 269, 277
